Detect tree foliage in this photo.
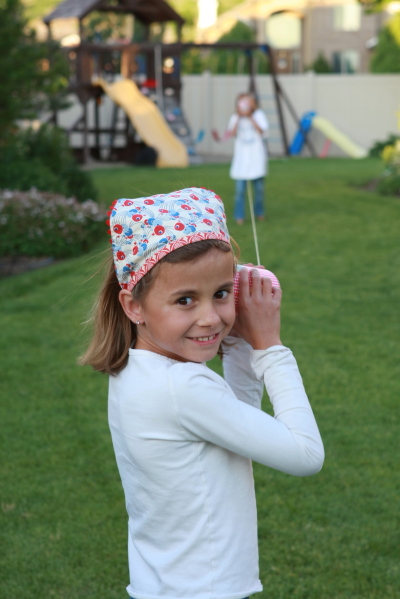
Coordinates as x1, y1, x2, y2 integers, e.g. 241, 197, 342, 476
212, 21, 269, 75
169, 0, 197, 27
218, 0, 244, 16
217, 20, 255, 43
0, 0, 69, 140
168, 0, 244, 41
357, 0, 390, 10
306, 52, 332, 73
181, 20, 269, 74
370, 14, 400, 73
0, 124, 98, 201
83, 11, 127, 42
168, 0, 198, 40
22, 0, 57, 21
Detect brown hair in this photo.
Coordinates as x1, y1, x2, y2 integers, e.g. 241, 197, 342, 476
79, 239, 235, 376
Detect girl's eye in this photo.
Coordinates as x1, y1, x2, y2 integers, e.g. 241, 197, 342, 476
177, 296, 193, 306
214, 289, 229, 300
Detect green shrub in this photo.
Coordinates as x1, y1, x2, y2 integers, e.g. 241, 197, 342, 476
365, 136, 400, 196
181, 48, 205, 74
0, 189, 105, 258
0, 157, 63, 194
18, 123, 72, 176
61, 162, 99, 203
376, 172, 400, 196
306, 52, 332, 73
369, 14, 400, 73
369, 134, 400, 158
0, 124, 98, 202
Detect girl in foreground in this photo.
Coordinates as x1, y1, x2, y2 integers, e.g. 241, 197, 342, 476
81, 187, 324, 599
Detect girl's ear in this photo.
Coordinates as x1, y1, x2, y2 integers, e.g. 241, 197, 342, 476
119, 289, 143, 324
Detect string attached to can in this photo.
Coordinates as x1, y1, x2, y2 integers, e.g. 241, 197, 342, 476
234, 182, 281, 312
246, 180, 261, 265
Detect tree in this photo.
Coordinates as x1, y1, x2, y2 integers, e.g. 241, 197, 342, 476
217, 19, 255, 43
218, 0, 245, 16
357, 0, 389, 9
167, 0, 245, 41
0, 0, 69, 141
306, 52, 332, 73
168, 0, 198, 40
370, 13, 400, 73
83, 11, 128, 42
212, 21, 269, 75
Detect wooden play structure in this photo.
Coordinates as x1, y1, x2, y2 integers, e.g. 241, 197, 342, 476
43, 0, 314, 165
44, 0, 192, 165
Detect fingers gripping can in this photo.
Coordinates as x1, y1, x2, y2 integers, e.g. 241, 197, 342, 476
233, 265, 280, 312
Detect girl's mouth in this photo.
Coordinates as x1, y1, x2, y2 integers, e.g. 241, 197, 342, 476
189, 333, 219, 344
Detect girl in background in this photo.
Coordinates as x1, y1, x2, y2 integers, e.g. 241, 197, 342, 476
214, 93, 269, 225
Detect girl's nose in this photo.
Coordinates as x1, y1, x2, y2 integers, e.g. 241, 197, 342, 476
197, 303, 221, 327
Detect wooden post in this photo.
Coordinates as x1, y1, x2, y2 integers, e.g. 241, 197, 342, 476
108, 103, 119, 160
82, 101, 90, 164
155, 44, 164, 113
94, 95, 100, 159
267, 46, 290, 156
247, 50, 257, 98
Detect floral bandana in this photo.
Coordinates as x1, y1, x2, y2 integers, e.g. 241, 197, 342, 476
107, 187, 230, 290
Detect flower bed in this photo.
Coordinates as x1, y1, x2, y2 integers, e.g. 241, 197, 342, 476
378, 140, 400, 196
0, 189, 105, 259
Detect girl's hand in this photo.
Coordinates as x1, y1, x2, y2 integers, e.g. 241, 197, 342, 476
237, 106, 252, 117
243, 262, 265, 270
237, 96, 253, 117
231, 268, 282, 349
237, 107, 248, 117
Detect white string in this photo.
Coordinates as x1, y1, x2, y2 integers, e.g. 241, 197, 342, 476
246, 180, 261, 265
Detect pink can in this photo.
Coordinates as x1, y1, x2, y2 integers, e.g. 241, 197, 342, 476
233, 265, 280, 312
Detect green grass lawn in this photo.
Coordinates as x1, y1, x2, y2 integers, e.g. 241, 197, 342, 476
1, 158, 399, 598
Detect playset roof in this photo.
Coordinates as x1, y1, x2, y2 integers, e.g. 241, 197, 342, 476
43, 0, 185, 26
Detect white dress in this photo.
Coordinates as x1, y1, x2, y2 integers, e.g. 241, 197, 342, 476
228, 109, 269, 181
108, 339, 324, 599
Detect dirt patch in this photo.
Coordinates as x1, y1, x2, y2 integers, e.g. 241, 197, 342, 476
0, 256, 55, 278
360, 177, 400, 198
360, 178, 378, 193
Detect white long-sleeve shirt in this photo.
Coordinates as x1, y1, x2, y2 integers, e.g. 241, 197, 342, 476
108, 339, 324, 599
228, 109, 269, 180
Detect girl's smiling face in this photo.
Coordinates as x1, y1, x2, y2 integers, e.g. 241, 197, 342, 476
120, 248, 236, 363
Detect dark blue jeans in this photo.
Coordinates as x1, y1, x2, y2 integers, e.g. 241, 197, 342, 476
234, 177, 265, 220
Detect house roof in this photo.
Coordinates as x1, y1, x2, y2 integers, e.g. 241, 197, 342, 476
43, 0, 185, 26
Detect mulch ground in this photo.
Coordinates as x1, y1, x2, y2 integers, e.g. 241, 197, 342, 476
0, 256, 54, 277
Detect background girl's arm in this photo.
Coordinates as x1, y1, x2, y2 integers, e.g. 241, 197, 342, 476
250, 109, 269, 137
212, 113, 240, 142
227, 113, 239, 137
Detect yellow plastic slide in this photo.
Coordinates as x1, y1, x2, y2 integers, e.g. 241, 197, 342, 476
94, 78, 188, 168
312, 116, 367, 159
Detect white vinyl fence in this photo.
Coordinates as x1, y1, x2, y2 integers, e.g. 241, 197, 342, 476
182, 72, 400, 159
56, 73, 400, 160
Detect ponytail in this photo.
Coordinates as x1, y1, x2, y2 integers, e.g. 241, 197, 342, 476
79, 255, 136, 375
